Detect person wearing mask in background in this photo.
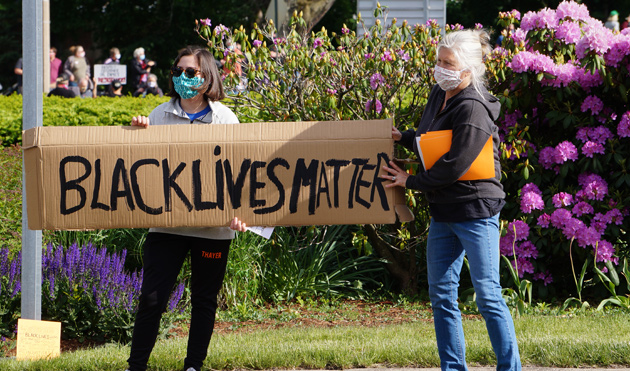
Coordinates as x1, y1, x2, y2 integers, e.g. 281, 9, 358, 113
104, 79, 124, 97
64, 45, 91, 88
133, 73, 163, 97
604, 10, 620, 31
382, 29, 521, 371
47, 74, 76, 98
126, 45, 245, 371
78, 77, 98, 98
104, 47, 121, 64
50, 47, 63, 87
14, 58, 23, 95
128, 47, 155, 93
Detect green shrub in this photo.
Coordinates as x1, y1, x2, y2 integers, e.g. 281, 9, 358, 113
0, 95, 168, 146
0, 145, 21, 253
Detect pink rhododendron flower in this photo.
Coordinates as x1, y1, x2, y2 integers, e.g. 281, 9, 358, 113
507, 220, 530, 241
509, 51, 555, 74
547, 62, 578, 87
555, 21, 582, 44
604, 34, 630, 67
397, 49, 410, 61
580, 95, 604, 114
538, 147, 556, 169
510, 9, 521, 20
581, 141, 605, 157
512, 28, 527, 44
551, 208, 572, 228
381, 50, 393, 61
200, 18, 212, 26
572, 201, 594, 216
369, 73, 385, 90
313, 38, 323, 48
556, 1, 590, 22
253, 40, 262, 48
606, 208, 624, 225
511, 257, 535, 277
576, 24, 612, 58
595, 240, 616, 263
365, 99, 382, 114
577, 173, 608, 201
576, 226, 601, 248
518, 241, 539, 259
554, 141, 578, 163
617, 111, 630, 137
537, 213, 551, 228
552, 192, 573, 207
533, 270, 553, 285
562, 217, 585, 239
521, 8, 559, 31
520, 184, 544, 213
575, 68, 603, 89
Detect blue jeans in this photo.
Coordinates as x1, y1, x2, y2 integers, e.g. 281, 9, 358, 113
427, 214, 521, 371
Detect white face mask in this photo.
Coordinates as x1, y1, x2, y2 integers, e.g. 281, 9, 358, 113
148, 81, 157, 88
433, 65, 465, 91
78, 51, 86, 58
115, 54, 121, 60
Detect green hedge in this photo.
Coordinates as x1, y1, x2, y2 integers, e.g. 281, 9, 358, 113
0, 95, 169, 146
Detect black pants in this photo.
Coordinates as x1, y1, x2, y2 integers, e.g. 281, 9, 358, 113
127, 232, 231, 371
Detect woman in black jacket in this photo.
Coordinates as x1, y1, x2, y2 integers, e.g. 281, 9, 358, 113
382, 29, 521, 371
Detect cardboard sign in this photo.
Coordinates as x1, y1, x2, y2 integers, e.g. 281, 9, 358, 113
23, 120, 413, 230
93, 64, 127, 85
16, 319, 61, 360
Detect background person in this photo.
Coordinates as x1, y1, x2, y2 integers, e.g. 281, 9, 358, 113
133, 73, 163, 97
128, 47, 155, 93
13, 58, 22, 95
63, 45, 91, 87
77, 77, 98, 98
104, 47, 121, 64
47, 74, 76, 98
604, 10, 620, 31
104, 79, 123, 97
50, 47, 63, 86
382, 29, 521, 371
126, 45, 241, 371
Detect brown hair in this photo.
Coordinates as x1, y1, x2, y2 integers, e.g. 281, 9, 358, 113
166, 45, 225, 101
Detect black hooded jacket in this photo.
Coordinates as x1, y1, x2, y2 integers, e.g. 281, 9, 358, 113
398, 84, 505, 204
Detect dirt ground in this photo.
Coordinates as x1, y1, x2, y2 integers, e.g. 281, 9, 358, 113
8, 300, 469, 356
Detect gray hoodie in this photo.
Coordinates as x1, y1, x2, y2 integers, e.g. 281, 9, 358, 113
398, 84, 505, 204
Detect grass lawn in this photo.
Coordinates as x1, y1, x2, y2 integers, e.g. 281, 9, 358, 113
1, 301, 629, 370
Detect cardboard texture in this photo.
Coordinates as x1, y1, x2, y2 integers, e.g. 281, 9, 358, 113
23, 120, 413, 230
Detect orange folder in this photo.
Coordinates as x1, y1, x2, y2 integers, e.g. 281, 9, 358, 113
416, 130, 495, 181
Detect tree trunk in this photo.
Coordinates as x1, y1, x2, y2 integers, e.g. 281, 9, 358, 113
270, 0, 336, 33
364, 224, 419, 296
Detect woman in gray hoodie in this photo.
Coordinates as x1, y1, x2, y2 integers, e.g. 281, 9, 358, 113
382, 30, 521, 371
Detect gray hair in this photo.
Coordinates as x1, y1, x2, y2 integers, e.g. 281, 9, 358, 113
133, 47, 145, 59
437, 29, 491, 99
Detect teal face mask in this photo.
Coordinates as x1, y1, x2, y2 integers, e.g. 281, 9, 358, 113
173, 74, 205, 100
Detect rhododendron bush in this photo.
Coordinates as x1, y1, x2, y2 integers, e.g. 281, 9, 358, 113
195, 1, 630, 301
488, 1, 630, 299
